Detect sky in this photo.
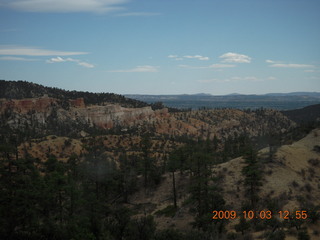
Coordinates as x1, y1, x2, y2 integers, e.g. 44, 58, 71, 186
0, 0, 320, 95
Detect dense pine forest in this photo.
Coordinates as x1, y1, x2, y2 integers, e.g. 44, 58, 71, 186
1, 80, 320, 240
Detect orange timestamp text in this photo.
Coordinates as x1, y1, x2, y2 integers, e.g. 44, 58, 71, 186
212, 210, 308, 220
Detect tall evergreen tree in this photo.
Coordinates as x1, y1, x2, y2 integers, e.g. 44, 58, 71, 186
167, 152, 179, 208
241, 147, 262, 209
0, 150, 43, 239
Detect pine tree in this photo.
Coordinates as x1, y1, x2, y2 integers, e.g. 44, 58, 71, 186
118, 153, 137, 203
167, 152, 179, 208
0, 151, 43, 238
241, 147, 262, 209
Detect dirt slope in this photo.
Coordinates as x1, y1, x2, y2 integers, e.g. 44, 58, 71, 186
129, 129, 320, 238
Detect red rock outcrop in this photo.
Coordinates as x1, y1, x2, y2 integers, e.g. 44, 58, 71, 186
67, 104, 158, 129
0, 96, 170, 130
0, 96, 56, 114
69, 98, 85, 108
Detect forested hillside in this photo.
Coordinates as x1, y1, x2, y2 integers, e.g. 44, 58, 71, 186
0, 80, 148, 108
282, 104, 320, 123
1, 80, 319, 240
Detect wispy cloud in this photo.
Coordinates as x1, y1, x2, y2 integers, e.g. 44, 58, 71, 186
0, 45, 88, 56
168, 54, 209, 61
168, 55, 183, 61
77, 61, 95, 68
269, 63, 316, 68
183, 55, 209, 61
209, 64, 235, 68
108, 65, 159, 72
265, 59, 276, 64
46, 57, 67, 63
219, 52, 251, 63
178, 63, 235, 69
0, 56, 37, 61
1, 0, 129, 13
304, 69, 318, 73
266, 59, 317, 69
116, 12, 161, 17
46, 56, 94, 68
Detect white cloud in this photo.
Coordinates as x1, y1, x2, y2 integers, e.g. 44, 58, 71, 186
270, 63, 316, 68
178, 63, 235, 69
208, 64, 235, 68
108, 65, 159, 72
46, 56, 94, 68
168, 55, 183, 61
266, 59, 275, 63
183, 55, 210, 61
77, 61, 94, 68
219, 52, 251, 63
0, 56, 37, 61
46, 56, 66, 63
266, 59, 317, 70
0, 45, 88, 56
168, 54, 209, 61
1, 0, 128, 13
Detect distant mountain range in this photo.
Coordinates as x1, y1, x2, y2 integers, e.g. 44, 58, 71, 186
125, 92, 320, 110
263, 92, 320, 97
126, 92, 320, 98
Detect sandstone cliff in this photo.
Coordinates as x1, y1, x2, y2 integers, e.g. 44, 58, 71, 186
0, 96, 57, 114
0, 95, 295, 145
0, 96, 169, 133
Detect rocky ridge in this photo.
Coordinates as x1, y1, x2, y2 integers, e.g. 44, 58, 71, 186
0, 96, 169, 132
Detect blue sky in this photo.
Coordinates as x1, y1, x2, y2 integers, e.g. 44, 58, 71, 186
0, 0, 319, 95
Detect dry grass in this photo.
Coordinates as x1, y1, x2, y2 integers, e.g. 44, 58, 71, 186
129, 128, 320, 236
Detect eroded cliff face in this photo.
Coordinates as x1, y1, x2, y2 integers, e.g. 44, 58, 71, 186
0, 96, 295, 142
0, 96, 57, 114
60, 104, 168, 129
0, 96, 169, 131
